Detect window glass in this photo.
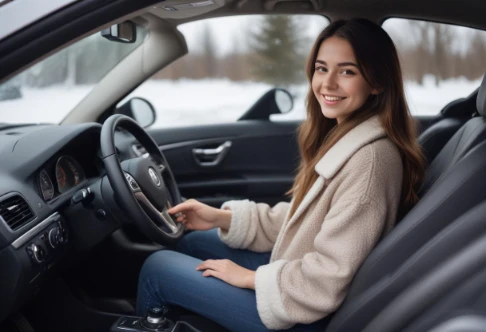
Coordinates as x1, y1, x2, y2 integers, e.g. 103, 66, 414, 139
383, 18, 486, 116
123, 15, 329, 128
0, 26, 146, 124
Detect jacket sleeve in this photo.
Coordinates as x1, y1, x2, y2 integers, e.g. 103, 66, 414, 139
254, 197, 389, 329
218, 200, 290, 252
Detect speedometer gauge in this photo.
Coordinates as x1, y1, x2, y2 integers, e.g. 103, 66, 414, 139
55, 156, 86, 193
39, 169, 55, 201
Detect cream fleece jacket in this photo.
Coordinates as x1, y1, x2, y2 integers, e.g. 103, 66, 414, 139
218, 115, 403, 330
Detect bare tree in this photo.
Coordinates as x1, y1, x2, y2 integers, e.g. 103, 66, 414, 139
409, 21, 431, 85
463, 31, 486, 80
432, 23, 454, 85
201, 23, 217, 78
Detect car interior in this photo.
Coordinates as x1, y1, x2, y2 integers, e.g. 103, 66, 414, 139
1, 0, 486, 331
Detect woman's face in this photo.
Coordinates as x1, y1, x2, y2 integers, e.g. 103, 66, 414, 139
312, 36, 377, 123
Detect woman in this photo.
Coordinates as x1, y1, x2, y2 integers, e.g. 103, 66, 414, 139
136, 18, 425, 331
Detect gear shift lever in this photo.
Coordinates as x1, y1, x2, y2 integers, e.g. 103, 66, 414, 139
110, 306, 175, 332
141, 307, 169, 330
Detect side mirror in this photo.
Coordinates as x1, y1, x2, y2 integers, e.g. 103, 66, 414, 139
101, 21, 136, 43
115, 97, 156, 128
238, 88, 294, 120
275, 89, 293, 114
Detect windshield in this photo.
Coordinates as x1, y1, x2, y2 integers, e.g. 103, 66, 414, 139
0, 26, 145, 124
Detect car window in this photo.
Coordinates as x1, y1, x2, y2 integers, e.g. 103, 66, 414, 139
0, 25, 146, 124
383, 18, 486, 116
122, 15, 329, 128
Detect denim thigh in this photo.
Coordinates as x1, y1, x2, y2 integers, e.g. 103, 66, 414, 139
136, 250, 271, 332
175, 229, 272, 270
137, 229, 324, 331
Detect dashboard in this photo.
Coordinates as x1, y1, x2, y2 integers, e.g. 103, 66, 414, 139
0, 122, 127, 323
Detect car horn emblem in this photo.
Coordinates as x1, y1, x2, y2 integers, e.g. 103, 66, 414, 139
148, 167, 161, 187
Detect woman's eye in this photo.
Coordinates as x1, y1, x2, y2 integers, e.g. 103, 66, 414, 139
315, 66, 327, 72
341, 69, 355, 75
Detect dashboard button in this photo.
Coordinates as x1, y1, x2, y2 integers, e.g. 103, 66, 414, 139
28, 243, 46, 263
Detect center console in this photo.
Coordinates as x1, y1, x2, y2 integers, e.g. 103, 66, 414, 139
0, 212, 70, 323
111, 307, 202, 332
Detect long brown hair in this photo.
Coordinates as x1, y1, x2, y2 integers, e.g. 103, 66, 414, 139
288, 18, 426, 220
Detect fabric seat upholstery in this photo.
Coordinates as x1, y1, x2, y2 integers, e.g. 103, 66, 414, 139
360, 202, 486, 332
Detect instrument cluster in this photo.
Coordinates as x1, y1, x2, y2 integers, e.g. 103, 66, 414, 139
37, 155, 86, 201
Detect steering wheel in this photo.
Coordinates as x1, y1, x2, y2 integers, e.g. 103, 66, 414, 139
100, 114, 184, 244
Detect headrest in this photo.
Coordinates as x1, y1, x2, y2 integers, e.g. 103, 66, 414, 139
476, 73, 486, 117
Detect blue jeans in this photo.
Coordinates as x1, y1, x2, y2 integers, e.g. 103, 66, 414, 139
136, 229, 326, 332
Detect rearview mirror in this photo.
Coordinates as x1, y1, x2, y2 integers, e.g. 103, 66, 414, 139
115, 97, 156, 128
239, 88, 294, 120
101, 21, 136, 43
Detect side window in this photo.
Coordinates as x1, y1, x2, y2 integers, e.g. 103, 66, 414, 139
124, 15, 329, 128
383, 18, 486, 116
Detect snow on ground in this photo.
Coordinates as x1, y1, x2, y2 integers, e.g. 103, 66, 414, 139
404, 76, 480, 117
0, 76, 481, 127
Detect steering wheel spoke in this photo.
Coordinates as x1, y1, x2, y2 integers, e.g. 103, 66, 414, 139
134, 191, 181, 234
160, 206, 180, 233
124, 172, 141, 192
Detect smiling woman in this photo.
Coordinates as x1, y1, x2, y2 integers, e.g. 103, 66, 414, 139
1, 1, 486, 331
312, 37, 378, 123
135, 18, 425, 332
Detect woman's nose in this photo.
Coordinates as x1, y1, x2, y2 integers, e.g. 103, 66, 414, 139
323, 72, 338, 90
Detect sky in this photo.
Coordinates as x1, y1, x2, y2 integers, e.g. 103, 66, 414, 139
383, 18, 479, 54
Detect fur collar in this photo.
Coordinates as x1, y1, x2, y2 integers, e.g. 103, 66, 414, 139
315, 115, 386, 179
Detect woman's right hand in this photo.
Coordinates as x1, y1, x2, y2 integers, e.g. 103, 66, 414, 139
168, 199, 232, 231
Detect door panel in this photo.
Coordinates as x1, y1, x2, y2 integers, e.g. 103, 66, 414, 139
144, 120, 300, 207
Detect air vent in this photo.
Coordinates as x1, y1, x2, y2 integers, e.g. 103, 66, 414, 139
0, 195, 35, 231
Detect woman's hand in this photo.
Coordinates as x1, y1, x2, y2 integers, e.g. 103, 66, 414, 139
168, 199, 232, 231
196, 259, 256, 289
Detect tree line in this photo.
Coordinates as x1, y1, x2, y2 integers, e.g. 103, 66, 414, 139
157, 18, 486, 86
390, 21, 486, 84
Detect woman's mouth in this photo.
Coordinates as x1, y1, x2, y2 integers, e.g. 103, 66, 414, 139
322, 94, 346, 105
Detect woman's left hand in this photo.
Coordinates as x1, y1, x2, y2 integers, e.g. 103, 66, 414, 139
196, 259, 256, 289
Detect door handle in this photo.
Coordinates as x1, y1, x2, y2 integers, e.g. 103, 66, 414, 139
192, 141, 232, 167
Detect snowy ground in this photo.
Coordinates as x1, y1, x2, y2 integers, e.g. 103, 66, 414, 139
0, 76, 481, 127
